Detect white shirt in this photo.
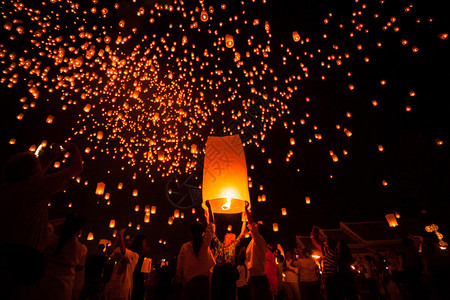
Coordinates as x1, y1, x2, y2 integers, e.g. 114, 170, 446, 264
246, 222, 268, 277
284, 259, 299, 283
104, 248, 139, 300
177, 223, 216, 282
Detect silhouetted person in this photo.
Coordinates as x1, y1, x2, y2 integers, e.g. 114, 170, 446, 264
176, 201, 215, 300
80, 244, 107, 300
211, 213, 246, 300
0, 142, 83, 252
132, 235, 148, 300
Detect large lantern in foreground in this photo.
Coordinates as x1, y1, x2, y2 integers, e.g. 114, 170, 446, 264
385, 213, 398, 227
202, 135, 250, 214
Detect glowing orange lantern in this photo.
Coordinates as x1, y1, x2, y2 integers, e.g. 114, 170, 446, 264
135, 205, 140, 212
385, 214, 398, 227
144, 215, 150, 223
281, 208, 287, 216
151, 206, 157, 214
109, 219, 115, 228
225, 34, 234, 48
202, 135, 250, 214
133, 189, 138, 197
96, 182, 105, 195
292, 31, 300, 42
273, 223, 279, 232
174, 209, 180, 218
200, 10, 209, 22
305, 197, 311, 204
87, 232, 94, 240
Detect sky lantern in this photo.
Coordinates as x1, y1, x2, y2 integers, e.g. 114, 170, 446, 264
225, 34, 234, 48
46, 115, 54, 124
144, 215, 150, 223
273, 223, 279, 232
97, 131, 103, 140
87, 232, 94, 240
305, 197, 311, 204
292, 31, 300, 42
132, 189, 138, 197
281, 208, 287, 215
151, 206, 157, 214
395, 212, 401, 218
200, 10, 209, 22
385, 214, 398, 227
135, 205, 140, 212
118, 183, 123, 190
202, 135, 250, 214
109, 219, 115, 228
95, 182, 105, 195
174, 209, 180, 218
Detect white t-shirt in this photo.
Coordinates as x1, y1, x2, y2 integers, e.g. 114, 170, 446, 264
176, 223, 215, 282
246, 222, 268, 277
104, 248, 139, 300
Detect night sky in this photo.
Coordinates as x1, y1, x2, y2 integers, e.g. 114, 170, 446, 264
1, 0, 449, 258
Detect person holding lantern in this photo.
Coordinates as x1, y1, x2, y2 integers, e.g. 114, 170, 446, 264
176, 200, 216, 300
244, 201, 272, 300
211, 213, 247, 300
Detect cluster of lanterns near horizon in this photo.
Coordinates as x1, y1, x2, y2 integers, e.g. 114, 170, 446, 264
0, 0, 448, 245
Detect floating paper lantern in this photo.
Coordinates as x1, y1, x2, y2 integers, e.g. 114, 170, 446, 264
200, 10, 209, 22
225, 34, 234, 48
174, 209, 180, 218
109, 219, 115, 228
96, 182, 105, 195
151, 206, 156, 214
118, 182, 123, 189
97, 131, 103, 140
227, 225, 232, 231
144, 215, 150, 223
305, 197, 311, 204
46, 115, 54, 124
273, 223, 279, 232
168, 217, 173, 225
133, 189, 138, 197
87, 232, 94, 240
292, 31, 300, 42
191, 208, 196, 214
395, 212, 401, 219
135, 205, 140, 212
385, 214, 398, 227
281, 208, 287, 216
202, 135, 250, 214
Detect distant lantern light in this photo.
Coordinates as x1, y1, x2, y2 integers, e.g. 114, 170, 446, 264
378, 145, 384, 151
96, 182, 105, 195
273, 223, 279, 232
395, 212, 401, 219
435, 139, 444, 146
87, 232, 94, 240
382, 180, 388, 186
290, 138, 295, 145
135, 205, 140, 212
109, 219, 115, 228
118, 182, 123, 190
168, 217, 173, 225
225, 34, 234, 48
202, 135, 250, 214
174, 209, 180, 218
132, 189, 138, 197
281, 208, 287, 216
151, 206, 157, 214
97, 131, 103, 140
227, 225, 232, 231
46, 115, 54, 124
200, 10, 209, 22
385, 214, 398, 227
192, 208, 196, 214
305, 197, 311, 204
144, 215, 150, 223
292, 31, 300, 42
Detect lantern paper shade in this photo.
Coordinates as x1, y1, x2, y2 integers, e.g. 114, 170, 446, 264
202, 135, 250, 214
385, 214, 398, 227
96, 182, 105, 195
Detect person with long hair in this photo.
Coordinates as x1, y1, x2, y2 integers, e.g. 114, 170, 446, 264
104, 229, 142, 300
244, 201, 272, 300
36, 213, 88, 300
176, 201, 216, 300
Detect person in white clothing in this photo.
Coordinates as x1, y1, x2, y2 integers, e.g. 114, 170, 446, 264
244, 201, 271, 300
104, 229, 140, 300
284, 251, 301, 300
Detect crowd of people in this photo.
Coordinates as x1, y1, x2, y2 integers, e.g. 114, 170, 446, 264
1, 145, 449, 300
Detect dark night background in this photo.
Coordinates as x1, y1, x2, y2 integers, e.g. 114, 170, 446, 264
0, 0, 449, 259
